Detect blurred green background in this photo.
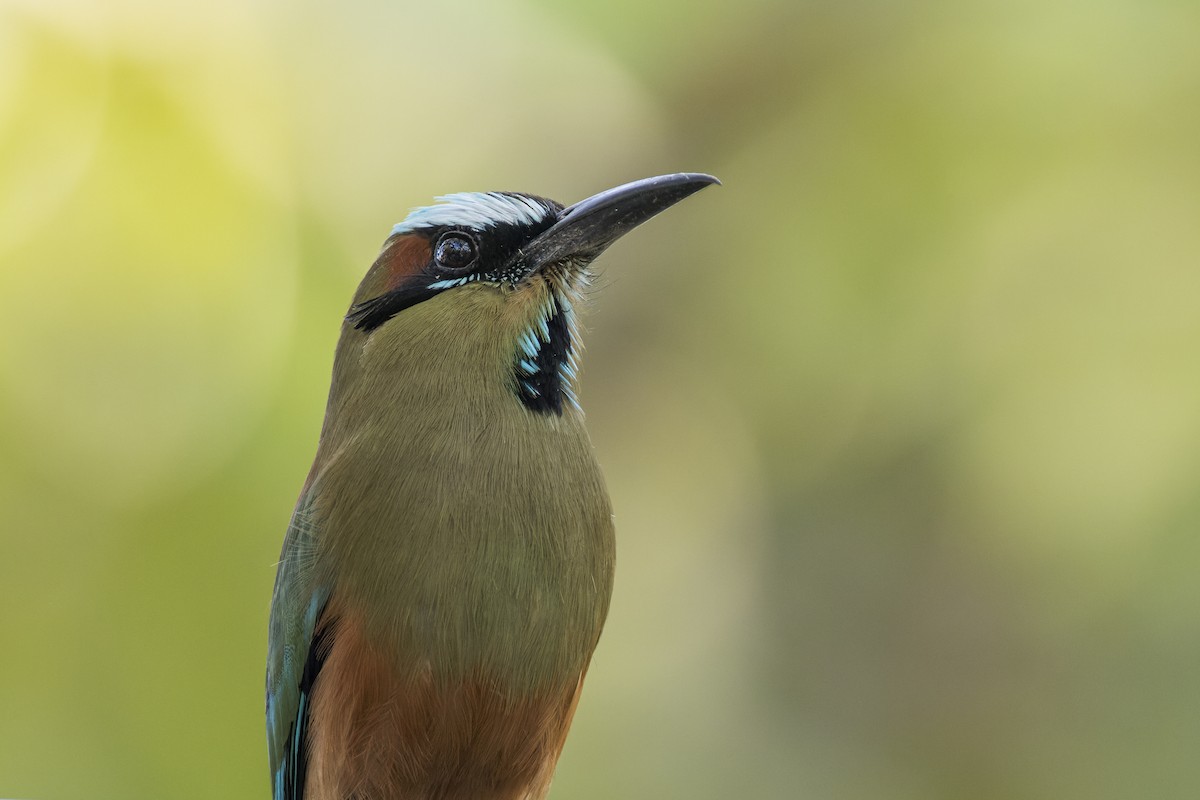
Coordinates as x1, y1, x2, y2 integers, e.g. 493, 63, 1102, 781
3, 0, 1200, 798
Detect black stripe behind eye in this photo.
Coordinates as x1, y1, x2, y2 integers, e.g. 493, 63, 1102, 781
346, 283, 442, 332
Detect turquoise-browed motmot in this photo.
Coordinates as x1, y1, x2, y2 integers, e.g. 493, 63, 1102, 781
266, 173, 718, 800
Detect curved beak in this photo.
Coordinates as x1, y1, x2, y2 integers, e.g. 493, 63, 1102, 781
517, 173, 720, 273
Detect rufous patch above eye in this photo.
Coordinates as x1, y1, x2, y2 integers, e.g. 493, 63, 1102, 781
379, 234, 433, 290
347, 234, 434, 312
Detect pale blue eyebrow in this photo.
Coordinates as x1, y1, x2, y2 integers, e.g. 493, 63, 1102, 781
390, 192, 551, 237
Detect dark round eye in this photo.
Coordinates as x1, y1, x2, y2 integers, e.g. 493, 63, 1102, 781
434, 232, 478, 272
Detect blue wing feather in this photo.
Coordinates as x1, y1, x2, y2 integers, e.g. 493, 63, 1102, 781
267, 488, 330, 800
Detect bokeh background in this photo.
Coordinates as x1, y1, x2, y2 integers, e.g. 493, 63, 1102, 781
3, 0, 1200, 798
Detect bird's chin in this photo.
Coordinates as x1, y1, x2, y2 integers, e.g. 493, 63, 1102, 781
531, 256, 592, 296
508, 261, 586, 329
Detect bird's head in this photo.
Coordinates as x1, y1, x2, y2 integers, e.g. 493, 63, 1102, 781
335, 173, 718, 418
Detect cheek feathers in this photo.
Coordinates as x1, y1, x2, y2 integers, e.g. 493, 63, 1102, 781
354, 235, 433, 303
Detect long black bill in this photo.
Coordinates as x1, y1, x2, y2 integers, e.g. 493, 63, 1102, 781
516, 173, 719, 273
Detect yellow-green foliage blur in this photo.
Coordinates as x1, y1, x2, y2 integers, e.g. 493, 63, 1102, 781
3, 1, 1200, 798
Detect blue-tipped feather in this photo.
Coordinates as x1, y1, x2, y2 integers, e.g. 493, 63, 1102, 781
391, 192, 551, 236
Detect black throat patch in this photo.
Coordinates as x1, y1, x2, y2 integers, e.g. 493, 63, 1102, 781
513, 293, 576, 416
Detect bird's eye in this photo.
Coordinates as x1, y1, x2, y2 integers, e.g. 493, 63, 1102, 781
434, 232, 478, 272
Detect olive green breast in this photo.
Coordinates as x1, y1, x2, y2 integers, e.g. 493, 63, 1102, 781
307, 284, 615, 691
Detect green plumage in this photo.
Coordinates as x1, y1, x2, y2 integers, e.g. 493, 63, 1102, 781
267, 175, 716, 799
311, 283, 614, 685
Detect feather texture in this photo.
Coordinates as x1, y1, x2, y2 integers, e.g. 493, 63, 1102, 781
268, 281, 614, 800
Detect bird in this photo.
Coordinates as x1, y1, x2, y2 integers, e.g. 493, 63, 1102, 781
266, 173, 719, 800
